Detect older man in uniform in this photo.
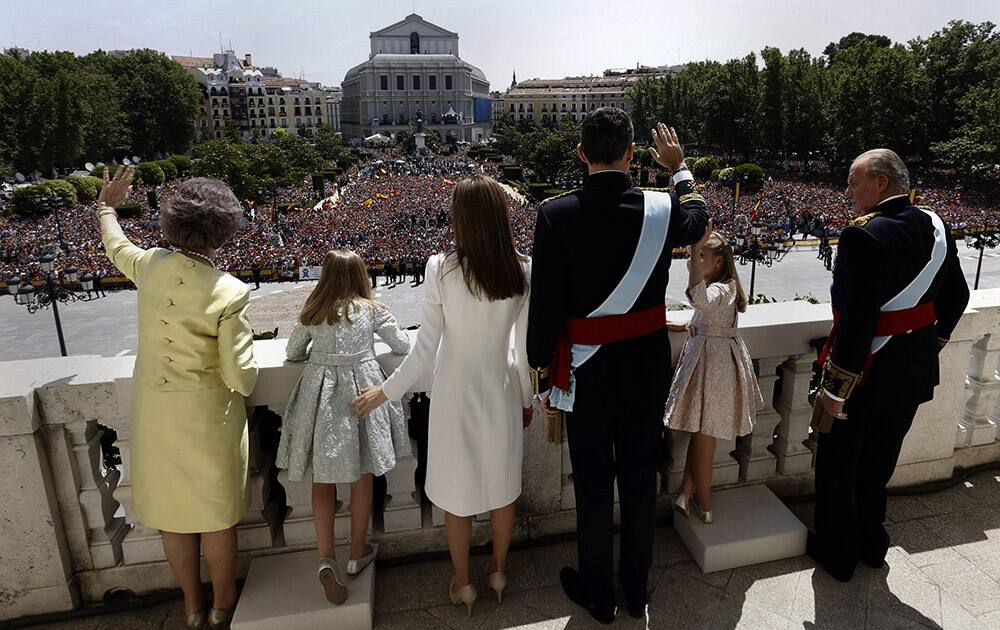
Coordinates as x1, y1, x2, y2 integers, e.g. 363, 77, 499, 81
527, 108, 709, 623
810, 149, 970, 582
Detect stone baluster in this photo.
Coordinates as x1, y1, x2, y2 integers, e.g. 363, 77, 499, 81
67, 421, 128, 569
959, 334, 1000, 447
666, 429, 690, 494
237, 411, 274, 550
737, 357, 784, 481
107, 414, 166, 565
383, 440, 421, 532
773, 355, 815, 474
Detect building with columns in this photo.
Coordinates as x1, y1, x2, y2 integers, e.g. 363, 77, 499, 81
340, 14, 492, 143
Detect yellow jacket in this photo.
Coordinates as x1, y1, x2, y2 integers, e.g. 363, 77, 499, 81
103, 231, 257, 395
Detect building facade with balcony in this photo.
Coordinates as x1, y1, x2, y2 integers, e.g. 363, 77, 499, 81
174, 51, 328, 141
340, 14, 492, 143
504, 66, 685, 127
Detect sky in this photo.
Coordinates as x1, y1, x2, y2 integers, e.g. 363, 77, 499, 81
5, 1, 999, 87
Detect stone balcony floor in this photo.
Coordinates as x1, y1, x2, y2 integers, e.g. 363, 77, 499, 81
30, 469, 1000, 630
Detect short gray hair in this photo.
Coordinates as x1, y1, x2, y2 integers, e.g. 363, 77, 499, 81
854, 149, 910, 194
161, 177, 245, 251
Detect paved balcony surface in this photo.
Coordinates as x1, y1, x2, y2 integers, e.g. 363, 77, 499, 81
31, 469, 1000, 630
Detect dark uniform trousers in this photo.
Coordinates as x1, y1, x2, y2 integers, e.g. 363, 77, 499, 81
814, 398, 919, 565
565, 344, 668, 612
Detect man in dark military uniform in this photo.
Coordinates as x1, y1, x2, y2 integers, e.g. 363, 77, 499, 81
810, 149, 970, 582
527, 109, 709, 623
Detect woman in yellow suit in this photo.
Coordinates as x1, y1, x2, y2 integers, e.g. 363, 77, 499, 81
97, 168, 258, 630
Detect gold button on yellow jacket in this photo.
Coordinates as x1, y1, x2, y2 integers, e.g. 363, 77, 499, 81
104, 231, 258, 534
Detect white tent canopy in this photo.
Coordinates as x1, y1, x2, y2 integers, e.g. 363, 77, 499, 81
365, 133, 391, 144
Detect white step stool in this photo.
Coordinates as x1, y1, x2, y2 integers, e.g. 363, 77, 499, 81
232, 547, 374, 630
673, 484, 807, 573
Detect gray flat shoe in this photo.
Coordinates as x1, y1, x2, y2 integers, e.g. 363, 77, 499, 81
347, 543, 379, 576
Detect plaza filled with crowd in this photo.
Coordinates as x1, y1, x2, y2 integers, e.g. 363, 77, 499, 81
0, 146, 995, 285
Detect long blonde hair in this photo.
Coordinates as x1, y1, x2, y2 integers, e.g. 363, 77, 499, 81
703, 232, 748, 313
298, 250, 377, 325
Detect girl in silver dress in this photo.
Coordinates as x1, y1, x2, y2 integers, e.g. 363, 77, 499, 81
276, 250, 411, 604
665, 225, 761, 524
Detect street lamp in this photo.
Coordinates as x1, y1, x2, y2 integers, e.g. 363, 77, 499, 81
9, 255, 106, 356
964, 229, 1000, 290
733, 225, 788, 299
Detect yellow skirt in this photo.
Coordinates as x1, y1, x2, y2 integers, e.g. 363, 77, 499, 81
130, 382, 250, 533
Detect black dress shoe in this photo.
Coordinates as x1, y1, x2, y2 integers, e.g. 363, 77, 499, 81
626, 602, 648, 619
806, 531, 856, 583
559, 567, 616, 625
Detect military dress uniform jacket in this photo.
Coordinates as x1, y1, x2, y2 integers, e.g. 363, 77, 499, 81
527, 170, 709, 405
822, 195, 970, 409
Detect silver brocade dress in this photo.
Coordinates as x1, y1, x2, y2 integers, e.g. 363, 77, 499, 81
665, 278, 762, 440
276, 301, 412, 483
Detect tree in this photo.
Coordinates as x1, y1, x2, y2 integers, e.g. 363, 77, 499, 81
315, 124, 347, 162
824, 32, 891, 64
910, 21, 999, 151
782, 49, 827, 162
760, 47, 785, 156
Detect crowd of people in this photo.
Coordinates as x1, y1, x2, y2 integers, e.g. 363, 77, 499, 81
1, 145, 996, 285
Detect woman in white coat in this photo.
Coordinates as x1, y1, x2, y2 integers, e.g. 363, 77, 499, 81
352, 175, 532, 615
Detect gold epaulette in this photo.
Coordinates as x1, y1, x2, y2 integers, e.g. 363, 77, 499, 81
679, 192, 706, 204
850, 211, 881, 227
820, 359, 862, 400
529, 366, 549, 395
540, 189, 580, 205
639, 187, 670, 192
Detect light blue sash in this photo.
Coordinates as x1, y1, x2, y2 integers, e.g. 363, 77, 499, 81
550, 190, 672, 412
870, 209, 947, 354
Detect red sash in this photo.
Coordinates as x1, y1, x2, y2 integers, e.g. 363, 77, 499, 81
817, 301, 937, 380
551, 304, 667, 391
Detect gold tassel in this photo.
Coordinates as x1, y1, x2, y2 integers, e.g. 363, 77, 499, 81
547, 412, 563, 444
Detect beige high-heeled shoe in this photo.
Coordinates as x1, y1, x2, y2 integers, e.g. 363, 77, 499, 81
449, 577, 478, 617
185, 609, 207, 630
486, 568, 507, 604
205, 607, 234, 630
673, 493, 691, 518
691, 497, 714, 524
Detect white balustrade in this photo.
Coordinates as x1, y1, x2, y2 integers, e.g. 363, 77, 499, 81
3, 293, 998, 620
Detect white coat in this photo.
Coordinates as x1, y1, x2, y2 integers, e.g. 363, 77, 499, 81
383, 252, 532, 516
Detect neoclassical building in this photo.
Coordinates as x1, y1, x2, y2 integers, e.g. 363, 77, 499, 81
340, 14, 492, 143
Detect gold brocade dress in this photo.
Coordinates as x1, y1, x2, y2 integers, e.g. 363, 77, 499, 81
104, 232, 258, 533
665, 279, 761, 440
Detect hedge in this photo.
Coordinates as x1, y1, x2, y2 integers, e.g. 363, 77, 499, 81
157, 159, 178, 181
167, 155, 194, 177
654, 172, 671, 187
136, 162, 165, 186
719, 163, 766, 191
691, 156, 720, 180
64, 175, 104, 203
90, 164, 120, 179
